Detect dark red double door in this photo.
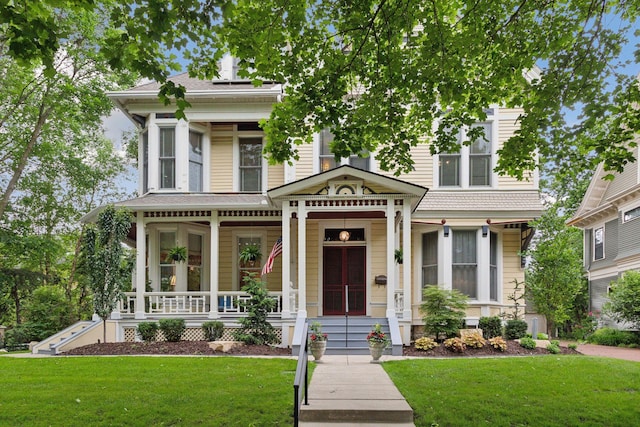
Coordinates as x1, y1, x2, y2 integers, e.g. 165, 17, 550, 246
322, 246, 366, 315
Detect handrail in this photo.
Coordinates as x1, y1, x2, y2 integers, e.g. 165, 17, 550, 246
292, 321, 309, 427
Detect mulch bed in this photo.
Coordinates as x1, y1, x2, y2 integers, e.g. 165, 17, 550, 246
62, 341, 292, 356
62, 340, 580, 357
403, 340, 580, 357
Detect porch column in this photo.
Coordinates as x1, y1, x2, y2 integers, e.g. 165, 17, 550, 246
135, 215, 146, 319
297, 203, 307, 317
402, 201, 412, 320
281, 202, 291, 318
386, 201, 396, 318
208, 211, 220, 319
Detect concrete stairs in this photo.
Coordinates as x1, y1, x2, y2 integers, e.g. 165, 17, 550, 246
31, 320, 97, 355
307, 317, 399, 356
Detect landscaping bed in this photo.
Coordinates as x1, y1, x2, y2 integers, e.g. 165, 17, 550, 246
62, 341, 292, 356
403, 339, 580, 357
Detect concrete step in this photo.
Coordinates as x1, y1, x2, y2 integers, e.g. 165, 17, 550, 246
299, 399, 414, 423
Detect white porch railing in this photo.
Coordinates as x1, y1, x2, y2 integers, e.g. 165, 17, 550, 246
118, 290, 298, 316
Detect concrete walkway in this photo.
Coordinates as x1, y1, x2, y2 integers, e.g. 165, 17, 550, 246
574, 343, 640, 362
299, 355, 414, 426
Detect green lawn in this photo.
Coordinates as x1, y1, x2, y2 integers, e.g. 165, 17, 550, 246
384, 356, 640, 427
0, 356, 298, 426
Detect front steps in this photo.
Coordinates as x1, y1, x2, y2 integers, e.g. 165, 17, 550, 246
306, 317, 400, 356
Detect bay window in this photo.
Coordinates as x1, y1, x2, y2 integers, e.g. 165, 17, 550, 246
452, 230, 477, 299
189, 130, 203, 192
159, 127, 176, 189
239, 137, 262, 192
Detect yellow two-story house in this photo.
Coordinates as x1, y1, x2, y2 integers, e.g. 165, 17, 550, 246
35, 57, 543, 354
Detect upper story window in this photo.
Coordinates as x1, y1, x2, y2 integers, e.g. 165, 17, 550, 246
319, 129, 370, 172
437, 122, 494, 188
189, 130, 203, 192
159, 127, 176, 189
239, 137, 262, 192
623, 206, 640, 222
142, 130, 149, 193
469, 123, 492, 186
594, 227, 604, 260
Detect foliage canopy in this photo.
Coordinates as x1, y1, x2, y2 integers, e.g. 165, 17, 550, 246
604, 270, 640, 329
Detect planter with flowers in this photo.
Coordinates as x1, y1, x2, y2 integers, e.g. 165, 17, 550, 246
309, 321, 328, 361
366, 323, 390, 362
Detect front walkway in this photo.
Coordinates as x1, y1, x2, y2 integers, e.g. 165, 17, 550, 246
299, 355, 414, 426
574, 343, 640, 362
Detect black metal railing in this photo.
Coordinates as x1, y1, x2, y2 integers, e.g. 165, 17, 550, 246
293, 321, 309, 427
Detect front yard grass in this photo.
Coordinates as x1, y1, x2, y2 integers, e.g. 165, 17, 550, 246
384, 356, 640, 427
0, 356, 298, 426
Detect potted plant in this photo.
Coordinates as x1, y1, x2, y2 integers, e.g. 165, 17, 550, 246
394, 248, 403, 264
366, 323, 390, 362
239, 244, 262, 266
309, 321, 328, 361
166, 246, 187, 263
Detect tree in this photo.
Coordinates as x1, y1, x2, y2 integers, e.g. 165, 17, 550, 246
1, 1, 638, 178
525, 207, 585, 337
604, 270, 640, 329
420, 285, 468, 341
232, 273, 278, 345
80, 205, 133, 343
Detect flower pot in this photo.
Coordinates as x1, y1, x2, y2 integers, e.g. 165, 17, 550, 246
368, 341, 386, 362
309, 340, 327, 361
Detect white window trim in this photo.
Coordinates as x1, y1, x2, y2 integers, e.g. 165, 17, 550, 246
233, 126, 267, 193
232, 229, 267, 291
620, 203, 640, 223
433, 117, 497, 190
593, 225, 605, 261
313, 131, 377, 174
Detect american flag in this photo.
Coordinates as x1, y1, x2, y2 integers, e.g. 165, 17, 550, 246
261, 237, 282, 275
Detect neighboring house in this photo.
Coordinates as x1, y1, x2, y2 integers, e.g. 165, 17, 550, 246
35, 57, 544, 353
568, 146, 640, 328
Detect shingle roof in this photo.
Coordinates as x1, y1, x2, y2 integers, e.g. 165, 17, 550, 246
129, 73, 280, 92
416, 190, 543, 218
114, 192, 271, 209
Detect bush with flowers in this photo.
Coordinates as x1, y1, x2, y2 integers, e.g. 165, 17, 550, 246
309, 321, 328, 342
367, 323, 390, 347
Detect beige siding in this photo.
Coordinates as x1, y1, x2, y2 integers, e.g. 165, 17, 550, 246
267, 163, 285, 189
217, 228, 233, 291
263, 229, 283, 290
497, 117, 535, 188
210, 133, 233, 192
501, 230, 524, 315
369, 221, 388, 306
296, 143, 314, 180
394, 143, 434, 188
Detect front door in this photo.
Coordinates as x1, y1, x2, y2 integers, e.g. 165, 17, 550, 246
323, 246, 366, 315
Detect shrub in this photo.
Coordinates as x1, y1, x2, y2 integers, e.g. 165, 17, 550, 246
420, 285, 468, 341
603, 270, 640, 329
478, 316, 503, 339
505, 319, 528, 340
137, 322, 158, 342
414, 337, 438, 351
550, 340, 560, 346
202, 321, 224, 341
232, 273, 278, 345
588, 328, 639, 347
519, 337, 537, 350
4, 324, 38, 348
444, 337, 466, 353
463, 332, 486, 349
159, 318, 186, 342
489, 336, 507, 352
537, 333, 549, 340
568, 343, 578, 350
547, 343, 561, 354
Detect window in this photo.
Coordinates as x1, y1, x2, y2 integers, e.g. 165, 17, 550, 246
159, 127, 176, 189
469, 123, 492, 186
320, 129, 370, 171
159, 231, 176, 292
320, 129, 337, 172
490, 231, 498, 301
189, 130, 203, 192
623, 206, 640, 222
422, 231, 438, 288
594, 227, 604, 260
438, 129, 461, 187
452, 230, 477, 298
238, 236, 262, 289
239, 137, 262, 191
142, 130, 149, 193
187, 234, 203, 291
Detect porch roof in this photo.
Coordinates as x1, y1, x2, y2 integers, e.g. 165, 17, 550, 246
415, 190, 544, 220
82, 192, 271, 222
